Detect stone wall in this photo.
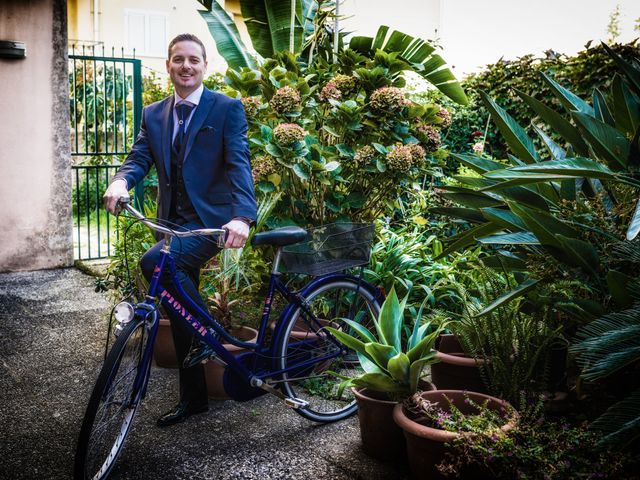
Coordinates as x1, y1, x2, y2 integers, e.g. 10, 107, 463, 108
0, 0, 72, 272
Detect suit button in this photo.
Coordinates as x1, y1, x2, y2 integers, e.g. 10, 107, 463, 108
165, 183, 170, 188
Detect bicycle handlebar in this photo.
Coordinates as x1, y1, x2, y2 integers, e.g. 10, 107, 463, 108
118, 196, 227, 245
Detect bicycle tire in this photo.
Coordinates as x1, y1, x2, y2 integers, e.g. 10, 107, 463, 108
276, 277, 382, 423
74, 317, 152, 480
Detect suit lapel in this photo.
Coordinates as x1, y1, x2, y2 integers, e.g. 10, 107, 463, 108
183, 88, 217, 162
161, 96, 174, 179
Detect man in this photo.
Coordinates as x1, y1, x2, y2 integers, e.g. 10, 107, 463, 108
103, 33, 256, 427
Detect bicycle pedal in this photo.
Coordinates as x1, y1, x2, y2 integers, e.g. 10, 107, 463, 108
284, 397, 309, 409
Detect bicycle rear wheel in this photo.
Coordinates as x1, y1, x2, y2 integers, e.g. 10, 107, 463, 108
74, 317, 153, 480
277, 278, 381, 423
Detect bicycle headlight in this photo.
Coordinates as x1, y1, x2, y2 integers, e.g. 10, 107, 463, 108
114, 302, 135, 324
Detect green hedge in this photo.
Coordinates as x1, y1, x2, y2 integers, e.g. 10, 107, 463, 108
423, 41, 639, 160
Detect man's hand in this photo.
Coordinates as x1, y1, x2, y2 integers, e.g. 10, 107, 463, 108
103, 179, 129, 215
221, 219, 250, 249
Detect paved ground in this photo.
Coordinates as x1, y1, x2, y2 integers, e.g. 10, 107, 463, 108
0, 268, 409, 480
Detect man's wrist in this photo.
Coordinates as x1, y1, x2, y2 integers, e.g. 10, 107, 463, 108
233, 216, 253, 227
112, 178, 128, 190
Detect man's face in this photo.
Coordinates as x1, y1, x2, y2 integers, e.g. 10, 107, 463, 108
166, 40, 207, 97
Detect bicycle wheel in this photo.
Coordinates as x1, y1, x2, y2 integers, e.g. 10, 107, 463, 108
277, 278, 382, 422
74, 317, 152, 480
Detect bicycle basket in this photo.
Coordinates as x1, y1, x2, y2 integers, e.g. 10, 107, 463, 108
280, 222, 375, 276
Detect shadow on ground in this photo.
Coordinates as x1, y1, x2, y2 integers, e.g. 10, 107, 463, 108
0, 268, 408, 480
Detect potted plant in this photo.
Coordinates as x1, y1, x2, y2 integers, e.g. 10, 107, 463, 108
393, 390, 517, 479
326, 287, 446, 462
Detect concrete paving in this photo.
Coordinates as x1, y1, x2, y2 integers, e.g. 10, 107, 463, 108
0, 268, 409, 480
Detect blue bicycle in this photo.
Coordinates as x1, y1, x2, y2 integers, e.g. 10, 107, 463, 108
74, 198, 383, 480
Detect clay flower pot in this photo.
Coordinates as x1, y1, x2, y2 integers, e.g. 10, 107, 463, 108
353, 382, 434, 463
393, 390, 516, 480
153, 317, 178, 368
205, 326, 258, 400
431, 334, 487, 393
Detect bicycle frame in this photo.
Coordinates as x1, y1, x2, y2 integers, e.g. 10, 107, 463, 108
132, 243, 379, 401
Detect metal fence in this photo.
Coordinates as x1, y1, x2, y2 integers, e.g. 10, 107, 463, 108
69, 46, 143, 260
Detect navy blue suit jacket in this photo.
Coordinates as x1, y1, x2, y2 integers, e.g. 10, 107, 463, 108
114, 88, 256, 228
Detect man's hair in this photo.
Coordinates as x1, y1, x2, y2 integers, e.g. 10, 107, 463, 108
167, 33, 207, 61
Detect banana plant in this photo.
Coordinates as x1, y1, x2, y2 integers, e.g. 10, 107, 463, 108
196, 0, 315, 69
325, 287, 445, 399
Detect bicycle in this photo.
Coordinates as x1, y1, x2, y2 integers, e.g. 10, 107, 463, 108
74, 197, 384, 480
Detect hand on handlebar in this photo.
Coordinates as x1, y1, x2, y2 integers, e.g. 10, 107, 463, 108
221, 219, 249, 249
103, 179, 129, 215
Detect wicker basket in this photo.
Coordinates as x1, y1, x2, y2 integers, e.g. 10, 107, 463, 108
280, 223, 375, 276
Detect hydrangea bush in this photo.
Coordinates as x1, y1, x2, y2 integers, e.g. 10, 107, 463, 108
222, 50, 452, 226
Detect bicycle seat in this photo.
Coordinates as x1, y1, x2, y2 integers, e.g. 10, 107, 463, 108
251, 226, 307, 247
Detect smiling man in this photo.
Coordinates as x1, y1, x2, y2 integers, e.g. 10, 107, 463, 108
103, 33, 256, 427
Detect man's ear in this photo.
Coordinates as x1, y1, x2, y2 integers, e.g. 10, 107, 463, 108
165, 58, 170, 73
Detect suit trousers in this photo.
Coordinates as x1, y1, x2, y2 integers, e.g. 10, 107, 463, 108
140, 221, 221, 408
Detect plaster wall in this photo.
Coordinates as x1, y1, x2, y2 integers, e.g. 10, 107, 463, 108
0, 0, 72, 271
68, 0, 248, 77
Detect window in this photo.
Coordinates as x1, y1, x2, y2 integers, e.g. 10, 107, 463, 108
124, 9, 168, 57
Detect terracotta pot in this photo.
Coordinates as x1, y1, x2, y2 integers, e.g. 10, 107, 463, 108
353, 381, 434, 463
204, 326, 258, 400
393, 390, 516, 480
431, 334, 487, 393
153, 317, 178, 368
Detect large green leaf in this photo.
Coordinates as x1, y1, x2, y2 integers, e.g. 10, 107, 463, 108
612, 74, 640, 137
340, 318, 376, 343
485, 157, 618, 180
515, 89, 590, 156
349, 26, 468, 105
435, 222, 502, 258
572, 111, 630, 170
450, 152, 509, 174
377, 288, 402, 352
324, 327, 368, 356
480, 91, 540, 164
540, 72, 594, 116
482, 251, 527, 270
509, 202, 579, 248
602, 43, 640, 96
481, 207, 527, 230
607, 270, 634, 308
240, 0, 304, 58
555, 234, 600, 276
627, 197, 640, 241
593, 88, 615, 126
387, 352, 410, 383
475, 278, 539, 317
199, 6, 256, 69
533, 124, 566, 160
409, 353, 439, 393
429, 207, 485, 223
352, 373, 405, 393
406, 331, 440, 363
477, 231, 540, 245
365, 343, 397, 370
439, 188, 504, 209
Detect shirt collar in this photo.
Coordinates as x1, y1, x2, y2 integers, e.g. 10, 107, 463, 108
174, 84, 204, 107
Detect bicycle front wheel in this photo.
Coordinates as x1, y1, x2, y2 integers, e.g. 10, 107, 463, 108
277, 278, 382, 423
74, 317, 152, 480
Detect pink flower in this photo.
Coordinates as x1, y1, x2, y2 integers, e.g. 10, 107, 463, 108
472, 142, 484, 154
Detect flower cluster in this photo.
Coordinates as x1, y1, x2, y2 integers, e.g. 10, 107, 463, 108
241, 96, 261, 118
435, 106, 452, 129
319, 74, 357, 102
369, 86, 407, 112
414, 123, 441, 152
273, 123, 305, 146
407, 143, 426, 166
353, 145, 376, 165
269, 86, 301, 114
252, 154, 277, 181
386, 144, 415, 172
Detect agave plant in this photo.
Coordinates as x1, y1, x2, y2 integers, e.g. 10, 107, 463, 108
325, 287, 445, 399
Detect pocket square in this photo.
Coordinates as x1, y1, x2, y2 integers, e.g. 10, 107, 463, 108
199, 125, 216, 133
